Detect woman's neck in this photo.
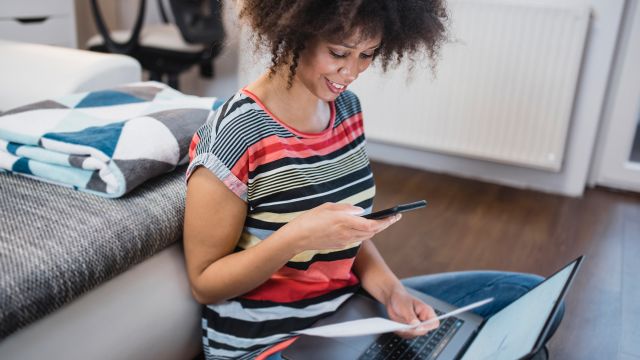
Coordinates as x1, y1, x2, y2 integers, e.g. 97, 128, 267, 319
245, 72, 330, 134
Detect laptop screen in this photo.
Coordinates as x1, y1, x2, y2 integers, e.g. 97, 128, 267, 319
460, 260, 577, 360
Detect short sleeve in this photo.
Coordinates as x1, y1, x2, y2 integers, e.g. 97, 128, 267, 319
186, 107, 249, 202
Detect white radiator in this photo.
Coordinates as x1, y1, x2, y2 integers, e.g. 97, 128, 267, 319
350, 0, 590, 171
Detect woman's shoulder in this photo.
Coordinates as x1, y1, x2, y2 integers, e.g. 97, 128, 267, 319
214, 90, 262, 124
336, 89, 361, 104
200, 90, 265, 136
334, 90, 363, 121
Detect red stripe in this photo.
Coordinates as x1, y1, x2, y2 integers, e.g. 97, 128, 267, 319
188, 132, 200, 162
247, 113, 364, 172
275, 257, 357, 283
242, 259, 358, 303
241, 274, 358, 302
230, 151, 249, 184
255, 337, 299, 360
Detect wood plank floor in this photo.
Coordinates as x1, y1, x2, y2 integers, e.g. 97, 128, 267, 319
369, 161, 640, 360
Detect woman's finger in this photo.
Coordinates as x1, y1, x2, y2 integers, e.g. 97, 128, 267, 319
346, 213, 400, 232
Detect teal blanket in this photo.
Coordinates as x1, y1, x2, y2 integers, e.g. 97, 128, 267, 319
0, 81, 222, 197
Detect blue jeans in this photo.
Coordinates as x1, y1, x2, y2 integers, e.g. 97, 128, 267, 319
265, 352, 283, 360
401, 270, 565, 343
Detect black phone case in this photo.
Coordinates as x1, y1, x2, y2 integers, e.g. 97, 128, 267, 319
362, 200, 427, 220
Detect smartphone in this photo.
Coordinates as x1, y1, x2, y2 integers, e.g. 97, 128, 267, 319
362, 200, 428, 220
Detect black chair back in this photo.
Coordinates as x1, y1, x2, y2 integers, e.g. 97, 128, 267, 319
89, 0, 226, 88
169, 0, 225, 45
90, 0, 146, 54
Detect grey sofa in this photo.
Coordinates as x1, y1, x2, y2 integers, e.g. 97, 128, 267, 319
0, 41, 201, 360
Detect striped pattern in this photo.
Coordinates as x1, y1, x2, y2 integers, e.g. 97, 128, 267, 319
186, 89, 375, 359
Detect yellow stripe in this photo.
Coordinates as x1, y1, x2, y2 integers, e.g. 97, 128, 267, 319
338, 186, 376, 209
240, 186, 375, 261
238, 233, 261, 249
290, 241, 362, 262
237, 233, 361, 262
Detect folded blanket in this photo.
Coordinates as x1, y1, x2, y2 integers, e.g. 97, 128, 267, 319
0, 81, 222, 197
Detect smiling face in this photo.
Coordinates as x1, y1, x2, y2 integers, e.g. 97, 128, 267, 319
294, 31, 382, 102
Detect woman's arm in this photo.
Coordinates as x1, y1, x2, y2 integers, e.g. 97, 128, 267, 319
353, 225, 440, 337
184, 167, 298, 304
184, 167, 396, 304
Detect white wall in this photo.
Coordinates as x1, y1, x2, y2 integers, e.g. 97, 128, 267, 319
355, 0, 625, 197
111, 0, 626, 197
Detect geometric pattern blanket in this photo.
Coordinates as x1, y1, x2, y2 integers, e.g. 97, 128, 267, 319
0, 81, 221, 197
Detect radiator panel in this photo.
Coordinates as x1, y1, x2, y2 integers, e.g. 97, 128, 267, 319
351, 0, 590, 171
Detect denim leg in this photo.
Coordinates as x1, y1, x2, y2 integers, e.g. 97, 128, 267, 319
401, 271, 565, 343
265, 352, 283, 360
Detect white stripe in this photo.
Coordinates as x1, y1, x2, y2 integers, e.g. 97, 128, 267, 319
253, 154, 368, 194
209, 293, 353, 322
254, 173, 374, 208
205, 328, 289, 348
255, 149, 367, 190
215, 97, 260, 134
205, 346, 248, 358
251, 156, 369, 200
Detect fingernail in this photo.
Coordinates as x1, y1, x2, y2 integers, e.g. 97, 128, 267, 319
349, 207, 365, 215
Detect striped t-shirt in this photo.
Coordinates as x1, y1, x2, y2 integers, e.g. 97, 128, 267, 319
186, 88, 375, 360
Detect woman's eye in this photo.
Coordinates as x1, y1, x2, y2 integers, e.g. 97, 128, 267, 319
360, 53, 374, 59
330, 50, 347, 58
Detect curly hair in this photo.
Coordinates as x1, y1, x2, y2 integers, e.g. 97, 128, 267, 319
238, 0, 449, 87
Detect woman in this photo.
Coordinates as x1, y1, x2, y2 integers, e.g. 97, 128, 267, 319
184, 1, 561, 359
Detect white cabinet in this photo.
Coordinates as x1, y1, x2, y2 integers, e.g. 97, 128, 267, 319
0, 0, 77, 48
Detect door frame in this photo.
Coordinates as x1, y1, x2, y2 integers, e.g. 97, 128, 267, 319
590, 0, 640, 192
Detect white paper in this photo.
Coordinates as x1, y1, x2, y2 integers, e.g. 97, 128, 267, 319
295, 297, 493, 338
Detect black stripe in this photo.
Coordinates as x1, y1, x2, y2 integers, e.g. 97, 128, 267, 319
250, 154, 369, 199
214, 96, 234, 133
204, 338, 267, 352
223, 95, 255, 118
204, 306, 331, 338
285, 245, 361, 270
234, 283, 360, 309
249, 165, 373, 207
204, 335, 297, 354
244, 217, 283, 232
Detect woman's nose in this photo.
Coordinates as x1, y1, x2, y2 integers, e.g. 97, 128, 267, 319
339, 60, 358, 82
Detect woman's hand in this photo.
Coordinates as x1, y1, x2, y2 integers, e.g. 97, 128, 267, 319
384, 283, 440, 338
279, 202, 400, 253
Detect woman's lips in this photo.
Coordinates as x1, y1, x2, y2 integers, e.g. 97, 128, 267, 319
325, 78, 347, 94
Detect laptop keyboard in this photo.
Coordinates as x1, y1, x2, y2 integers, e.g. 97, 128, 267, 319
358, 311, 464, 360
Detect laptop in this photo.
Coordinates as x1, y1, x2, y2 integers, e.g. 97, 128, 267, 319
283, 256, 583, 360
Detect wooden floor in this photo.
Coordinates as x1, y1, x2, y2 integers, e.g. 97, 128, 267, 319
369, 161, 640, 360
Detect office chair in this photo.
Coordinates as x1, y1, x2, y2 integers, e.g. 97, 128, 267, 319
87, 0, 225, 90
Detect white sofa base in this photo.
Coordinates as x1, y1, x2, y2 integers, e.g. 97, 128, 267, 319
0, 245, 202, 360
0, 40, 141, 111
